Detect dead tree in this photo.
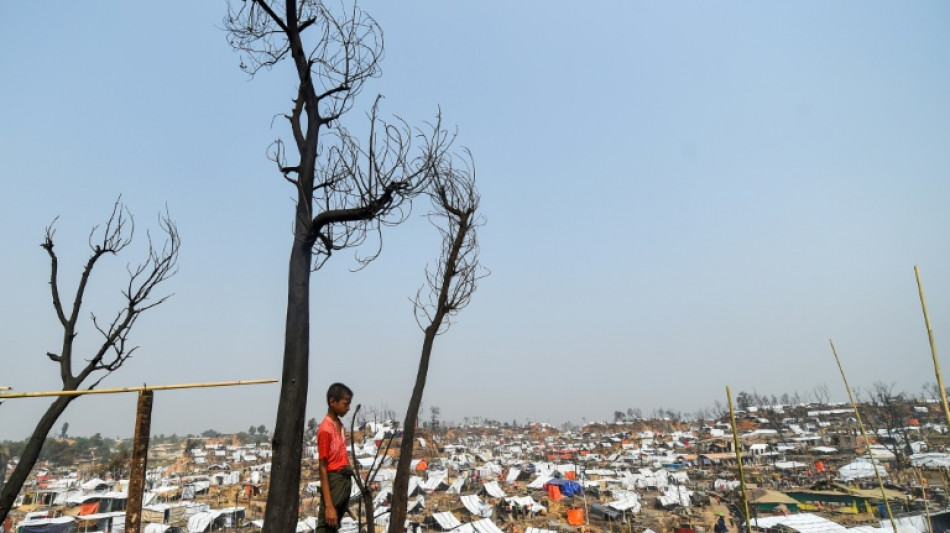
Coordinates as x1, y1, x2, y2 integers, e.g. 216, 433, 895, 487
348, 405, 395, 533
389, 154, 485, 533
0, 201, 179, 523
224, 2, 454, 531
863, 381, 913, 468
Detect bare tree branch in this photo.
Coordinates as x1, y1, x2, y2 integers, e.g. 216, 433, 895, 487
390, 151, 486, 533
225, 3, 460, 531
0, 202, 180, 524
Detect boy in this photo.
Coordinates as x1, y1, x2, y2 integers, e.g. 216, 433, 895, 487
316, 382, 353, 533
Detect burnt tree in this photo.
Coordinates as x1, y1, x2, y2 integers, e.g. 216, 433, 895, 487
0, 202, 179, 523
863, 381, 914, 468
389, 154, 485, 533
224, 2, 454, 531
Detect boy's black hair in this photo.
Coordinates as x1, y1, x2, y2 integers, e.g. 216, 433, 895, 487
327, 382, 353, 403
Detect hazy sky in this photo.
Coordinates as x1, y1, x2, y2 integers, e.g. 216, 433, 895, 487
2, 2, 950, 440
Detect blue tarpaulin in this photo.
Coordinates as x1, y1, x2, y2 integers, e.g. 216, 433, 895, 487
544, 478, 583, 497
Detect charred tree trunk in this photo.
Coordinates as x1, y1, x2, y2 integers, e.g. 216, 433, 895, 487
225, 5, 455, 532
389, 163, 481, 533
263, 235, 314, 531
0, 394, 75, 523
0, 204, 177, 524
389, 324, 440, 532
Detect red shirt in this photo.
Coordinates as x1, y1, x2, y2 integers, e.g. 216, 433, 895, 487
317, 415, 349, 472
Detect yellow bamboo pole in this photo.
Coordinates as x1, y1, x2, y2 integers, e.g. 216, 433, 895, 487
829, 340, 898, 533
726, 386, 753, 533
913, 467, 933, 533
0, 379, 277, 399
915, 265, 950, 429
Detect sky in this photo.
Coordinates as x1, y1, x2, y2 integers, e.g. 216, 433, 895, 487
2, 2, 950, 440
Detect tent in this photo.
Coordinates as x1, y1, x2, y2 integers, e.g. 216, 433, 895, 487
16, 516, 76, 533
544, 479, 582, 497
461, 495, 493, 517
839, 458, 887, 481
482, 481, 506, 499
432, 512, 462, 531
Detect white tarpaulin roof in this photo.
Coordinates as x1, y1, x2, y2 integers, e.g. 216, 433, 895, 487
526, 475, 553, 489
471, 519, 505, 533
839, 458, 887, 480
911, 453, 950, 468
432, 512, 462, 530
505, 496, 546, 513
657, 485, 692, 508
752, 513, 849, 533
448, 477, 465, 494
505, 468, 521, 485
461, 495, 493, 517
607, 490, 641, 513
774, 461, 808, 470
483, 481, 506, 498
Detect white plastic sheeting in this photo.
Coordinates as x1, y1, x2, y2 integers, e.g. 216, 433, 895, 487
526, 475, 553, 490
447, 477, 465, 494
461, 495, 493, 517
752, 513, 849, 533
504, 496, 546, 514
432, 511, 462, 530
471, 518, 505, 533
911, 453, 950, 468
482, 481, 506, 498
606, 490, 641, 513
713, 479, 740, 491
657, 485, 692, 508
421, 472, 448, 492
839, 458, 888, 480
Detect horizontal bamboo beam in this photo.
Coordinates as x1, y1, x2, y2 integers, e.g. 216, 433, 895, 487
0, 379, 277, 399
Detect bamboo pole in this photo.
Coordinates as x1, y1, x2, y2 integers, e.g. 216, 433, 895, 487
0, 379, 277, 399
726, 386, 752, 533
915, 265, 950, 429
913, 467, 933, 533
829, 340, 898, 533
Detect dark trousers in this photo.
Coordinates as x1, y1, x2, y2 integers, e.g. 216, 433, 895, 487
316, 470, 353, 533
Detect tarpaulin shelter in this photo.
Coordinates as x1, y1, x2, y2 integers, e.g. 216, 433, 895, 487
461, 495, 493, 517
566, 508, 585, 526
16, 516, 76, 533
482, 481, 506, 499
544, 479, 582, 497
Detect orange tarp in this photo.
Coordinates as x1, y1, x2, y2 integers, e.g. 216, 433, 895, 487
547, 484, 562, 501
79, 502, 99, 516
415, 460, 428, 471
565, 471, 577, 481
567, 508, 584, 525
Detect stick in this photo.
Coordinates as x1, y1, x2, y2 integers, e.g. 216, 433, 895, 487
0, 379, 277, 399
915, 265, 950, 429
829, 340, 898, 533
726, 386, 752, 533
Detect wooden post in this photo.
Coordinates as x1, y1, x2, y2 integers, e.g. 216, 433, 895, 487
126, 390, 154, 533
